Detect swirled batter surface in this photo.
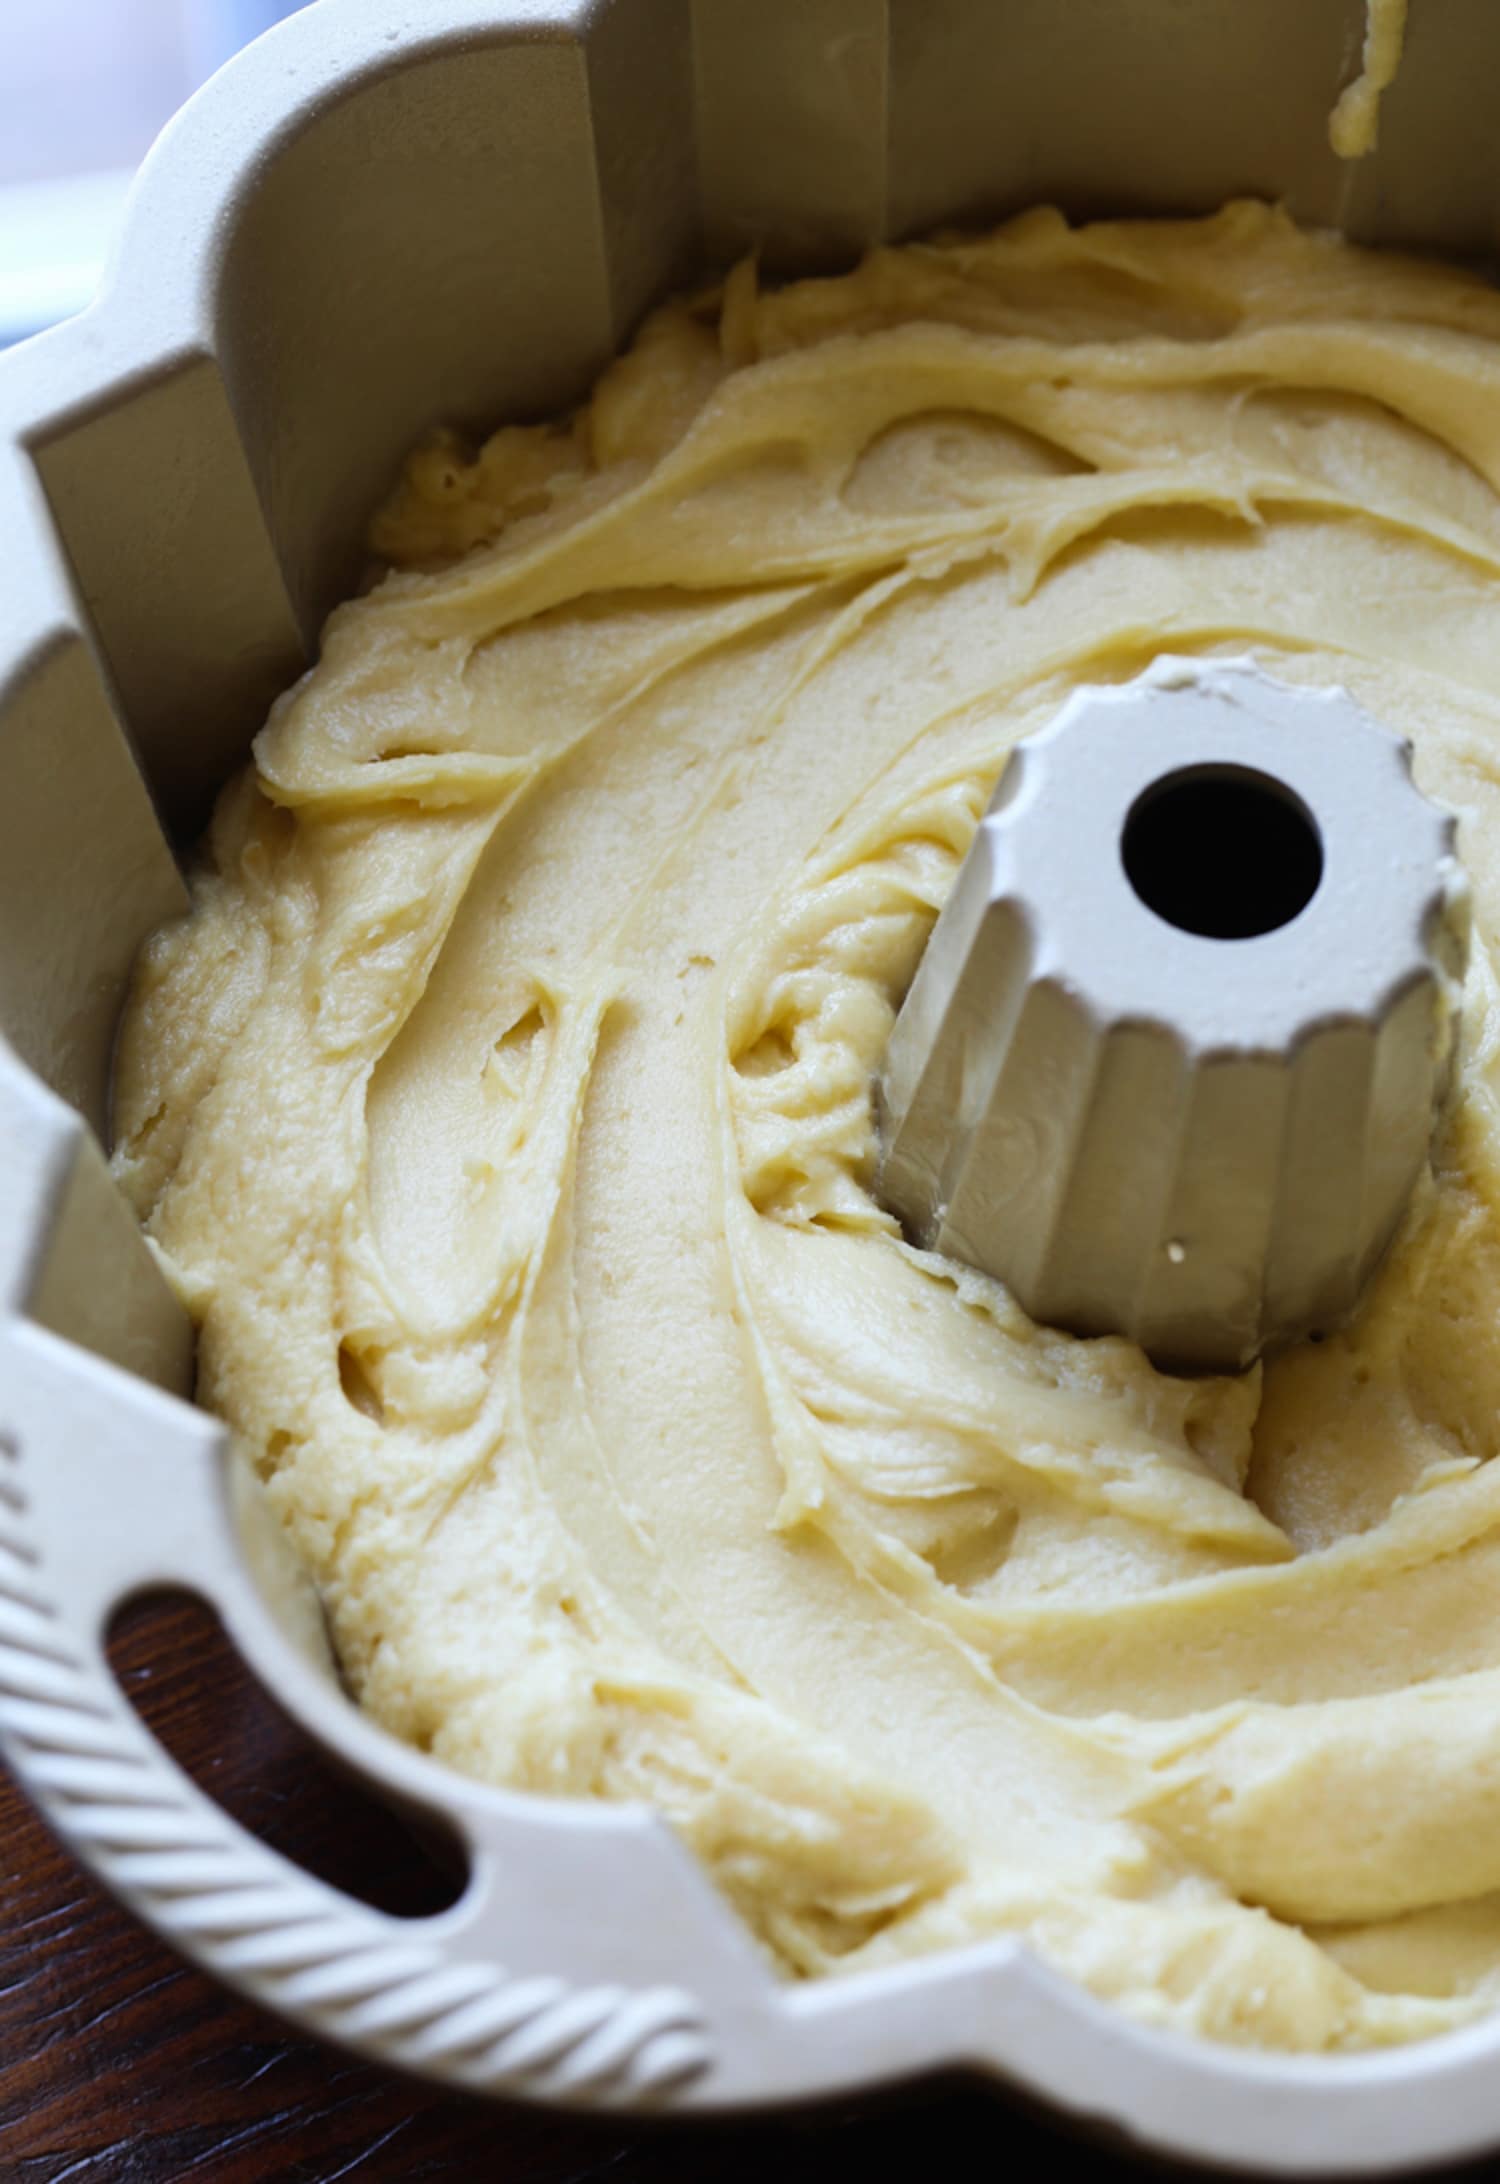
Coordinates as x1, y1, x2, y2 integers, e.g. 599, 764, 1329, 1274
113, 204, 1500, 2049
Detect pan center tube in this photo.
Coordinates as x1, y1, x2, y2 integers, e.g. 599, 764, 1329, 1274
1121, 764, 1323, 942
875, 657, 1471, 1375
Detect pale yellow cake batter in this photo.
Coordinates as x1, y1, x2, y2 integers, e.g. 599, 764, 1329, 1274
1330, 0, 1407, 157
113, 201, 1500, 2050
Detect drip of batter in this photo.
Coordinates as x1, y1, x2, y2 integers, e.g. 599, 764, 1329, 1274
114, 202, 1500, 2050
1332, 0, 1408, 158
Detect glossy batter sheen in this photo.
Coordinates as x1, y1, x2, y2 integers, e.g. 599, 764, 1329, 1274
113, 203, 1500, 2050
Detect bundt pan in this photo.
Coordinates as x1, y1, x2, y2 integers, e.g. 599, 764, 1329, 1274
5, 0, 1500, 2167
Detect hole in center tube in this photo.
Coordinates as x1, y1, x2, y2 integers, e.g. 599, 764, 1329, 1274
1121, 765, 1323, 941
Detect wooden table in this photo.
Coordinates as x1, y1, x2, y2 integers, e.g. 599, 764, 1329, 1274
12, 1598, 1498, 2184
0, 1592, 1157, 2183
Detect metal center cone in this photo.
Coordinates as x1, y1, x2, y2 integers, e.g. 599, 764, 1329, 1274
876, 657, 1471, 1374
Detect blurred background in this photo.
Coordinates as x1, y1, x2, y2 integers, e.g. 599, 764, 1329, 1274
0, 0, 310, 344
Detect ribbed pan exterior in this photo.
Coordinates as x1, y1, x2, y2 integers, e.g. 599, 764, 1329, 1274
879, 662, 1469, 1371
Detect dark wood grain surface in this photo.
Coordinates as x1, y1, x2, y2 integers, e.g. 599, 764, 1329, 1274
0, 1592, 1145, 2184
10, 1595, 1500, 2181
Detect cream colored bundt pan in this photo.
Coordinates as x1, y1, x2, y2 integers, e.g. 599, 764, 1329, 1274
4, 0, 1500, 2166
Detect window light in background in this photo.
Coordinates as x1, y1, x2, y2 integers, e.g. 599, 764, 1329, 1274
0, 0, 309, 345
